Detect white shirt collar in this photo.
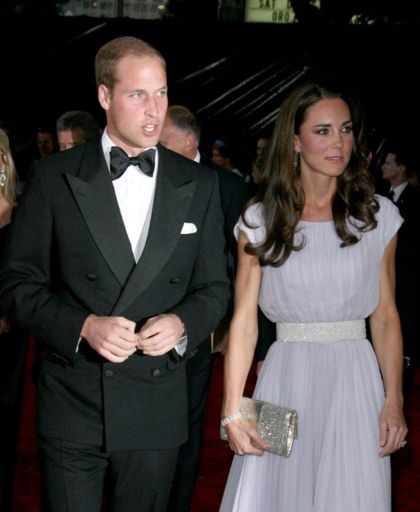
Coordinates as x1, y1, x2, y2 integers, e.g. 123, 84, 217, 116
390, 181, 408, 202
101, 128, 158, 175
194, 150, 201, 163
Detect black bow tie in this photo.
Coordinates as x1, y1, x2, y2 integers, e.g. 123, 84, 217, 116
110, 146, 156, 181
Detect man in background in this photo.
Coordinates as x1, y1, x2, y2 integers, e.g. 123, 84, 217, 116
160, 105, 249, 512
381, 143, 420, 379
56, 110, 100, 151
256, 136, 270, 157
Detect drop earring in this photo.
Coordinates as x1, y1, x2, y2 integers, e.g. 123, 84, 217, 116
0, 169, 6, 188
293, 152, 300, 169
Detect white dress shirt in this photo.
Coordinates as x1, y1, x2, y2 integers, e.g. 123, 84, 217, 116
102, 129, 158, 262
101, 130, 186, 356
389, 181, 408, 203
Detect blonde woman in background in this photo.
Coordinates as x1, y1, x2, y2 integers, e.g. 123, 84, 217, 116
0, 128, 18, 229
0, 127, 24, 511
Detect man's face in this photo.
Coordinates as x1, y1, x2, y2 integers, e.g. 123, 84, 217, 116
160, 118, 194, 160
256, 137, 269, 156
212, 148, 228, 167
57, 127, 86, 151
98, 55, 168, 155
381, 153, 403, 182
37, 132, 54, 157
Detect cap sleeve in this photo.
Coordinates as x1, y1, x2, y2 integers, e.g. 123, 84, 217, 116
376, 195, 404, 251
234, 203, 266, 245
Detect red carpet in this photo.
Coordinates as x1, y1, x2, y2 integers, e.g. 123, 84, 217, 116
12, 339, 420, 511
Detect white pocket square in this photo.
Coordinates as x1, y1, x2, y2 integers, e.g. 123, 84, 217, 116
181, 222, 197, 235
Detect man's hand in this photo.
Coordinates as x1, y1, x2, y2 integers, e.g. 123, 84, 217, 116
80, 315, 138, 363
137, 314, 185, 356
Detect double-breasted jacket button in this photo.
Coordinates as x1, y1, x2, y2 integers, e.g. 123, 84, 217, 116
151, 368, 160, 377
170, 277, 180, 284
85, 273, 97, 281
104, 369, 114, 378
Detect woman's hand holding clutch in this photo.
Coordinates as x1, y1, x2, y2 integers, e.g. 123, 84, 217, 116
225, 419, 267, 456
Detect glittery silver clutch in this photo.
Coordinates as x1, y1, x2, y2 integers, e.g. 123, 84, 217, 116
221, 397, 298, 457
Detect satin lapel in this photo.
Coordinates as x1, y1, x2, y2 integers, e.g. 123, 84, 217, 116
65, 141, 135, 286
112, 150, 196, 314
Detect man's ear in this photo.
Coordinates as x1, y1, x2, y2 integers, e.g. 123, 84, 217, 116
185, 133, 193, 149
98, 85, 111, 111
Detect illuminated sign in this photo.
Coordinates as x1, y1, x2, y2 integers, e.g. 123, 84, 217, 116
245, 0, 320, 24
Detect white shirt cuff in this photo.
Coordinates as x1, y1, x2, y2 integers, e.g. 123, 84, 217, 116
76, 336, 83, 353
174, 334, 188, 356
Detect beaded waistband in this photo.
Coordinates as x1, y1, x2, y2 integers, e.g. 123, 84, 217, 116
276, 320, 366, 342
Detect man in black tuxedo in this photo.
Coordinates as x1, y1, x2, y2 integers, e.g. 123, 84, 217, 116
0, 37, 229, 512
160, 105, 249, 512
381, 146, 420, 374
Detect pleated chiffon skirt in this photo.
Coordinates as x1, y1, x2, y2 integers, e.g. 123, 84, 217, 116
220, 339, 391, 512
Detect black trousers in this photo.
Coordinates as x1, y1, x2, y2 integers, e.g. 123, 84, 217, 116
39, 437, 179, 512
167, 339, 213, 512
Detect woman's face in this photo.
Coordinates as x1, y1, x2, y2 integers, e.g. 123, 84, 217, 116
294, 98, 354, 180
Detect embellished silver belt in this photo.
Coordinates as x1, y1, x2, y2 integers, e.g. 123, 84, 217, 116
276, 319, 366, 342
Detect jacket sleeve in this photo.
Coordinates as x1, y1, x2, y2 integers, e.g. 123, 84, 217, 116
0, 164, 88, 363
169, 172, 230, 357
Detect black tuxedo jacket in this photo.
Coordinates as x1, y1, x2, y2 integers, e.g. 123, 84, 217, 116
394, 183, 420, 221
391, 184, 420, 272
0, 140, 229, 451
201, 159, 250, 275
383, 185, 420, 364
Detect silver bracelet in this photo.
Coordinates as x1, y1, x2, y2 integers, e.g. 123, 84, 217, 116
221, 412, 242, 427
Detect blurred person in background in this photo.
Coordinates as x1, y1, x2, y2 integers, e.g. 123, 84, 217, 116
36, 125, 56, 158
0, 128, 27, 511
56, 110, 101, 151
381, 143, 420, 380
256, 136, 270, 157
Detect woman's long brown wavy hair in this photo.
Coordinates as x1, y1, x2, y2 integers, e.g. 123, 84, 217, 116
244, 82, 379, 267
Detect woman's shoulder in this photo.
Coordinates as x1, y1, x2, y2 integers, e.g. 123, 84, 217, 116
243, 202, 264, 226
235, 202, 266, 244
374, 193, 401, 221
373, 194, 404, 248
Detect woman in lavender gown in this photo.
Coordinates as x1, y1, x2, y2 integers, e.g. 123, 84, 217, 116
220, 83, 408, 512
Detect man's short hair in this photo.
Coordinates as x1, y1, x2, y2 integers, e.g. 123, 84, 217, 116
95, 36, 166, 90
166, 105, 201, 143
56, 111, 100, 141
384, 141, 412, 174
212, 138, 232, 159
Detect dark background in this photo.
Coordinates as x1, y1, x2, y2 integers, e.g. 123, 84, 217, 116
0, 14, 418, 175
